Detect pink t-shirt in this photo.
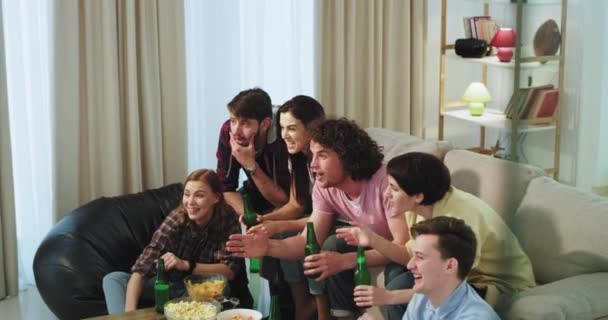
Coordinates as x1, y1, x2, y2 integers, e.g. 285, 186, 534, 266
312, 164, 395, 240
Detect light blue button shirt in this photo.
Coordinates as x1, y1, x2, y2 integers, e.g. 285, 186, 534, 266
402, 281, 501, 320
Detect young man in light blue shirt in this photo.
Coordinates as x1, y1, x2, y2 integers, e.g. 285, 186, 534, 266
402, 216, 500, 320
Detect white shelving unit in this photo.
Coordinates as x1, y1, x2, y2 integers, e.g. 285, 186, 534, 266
442, 107, 555, 132
444, 51, 559, 70
437, 0, 567, 178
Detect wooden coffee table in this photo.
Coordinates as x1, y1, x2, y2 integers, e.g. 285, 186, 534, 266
85, 308, 165, 320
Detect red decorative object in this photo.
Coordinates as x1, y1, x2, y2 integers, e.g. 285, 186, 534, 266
496, 48, 514, 62
491, 28, 516, 62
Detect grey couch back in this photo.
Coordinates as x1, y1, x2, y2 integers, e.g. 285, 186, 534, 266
365, 127, 452, 161
444, 149, 545, 223
512, 176, 608, 284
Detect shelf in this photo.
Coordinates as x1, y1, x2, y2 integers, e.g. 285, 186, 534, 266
438, 0, 566, 179
445, 51, 559, 70
442, 107, 555, 132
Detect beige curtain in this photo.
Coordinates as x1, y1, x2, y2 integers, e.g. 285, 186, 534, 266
52, 0, 187, 221
0, 7, 19, 298
315, 0, 426, 136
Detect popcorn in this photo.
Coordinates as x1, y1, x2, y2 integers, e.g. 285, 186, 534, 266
164, 300, 219, 320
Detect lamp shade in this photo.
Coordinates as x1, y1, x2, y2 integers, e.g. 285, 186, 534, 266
490, 28, 516, 47
462, 82, 492, 103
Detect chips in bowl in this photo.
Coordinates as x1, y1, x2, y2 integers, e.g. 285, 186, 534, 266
184, 273, 227, 301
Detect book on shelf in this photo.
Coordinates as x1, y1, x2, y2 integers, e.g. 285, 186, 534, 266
518, 84, 554, 119
462, 16, 497, 44
505, 84, 555, 120
528, 89, 559, 119
503, 89, 523, 119
505, 88, 529, 119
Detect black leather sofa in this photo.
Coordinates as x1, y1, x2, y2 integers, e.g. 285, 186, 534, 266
33, 183, 252, 320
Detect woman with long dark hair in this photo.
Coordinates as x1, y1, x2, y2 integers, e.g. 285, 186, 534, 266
248, 95, 325, 320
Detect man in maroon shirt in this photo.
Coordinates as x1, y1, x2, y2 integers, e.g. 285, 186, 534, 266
216, 87, 291, 216
216, 88, 293, 314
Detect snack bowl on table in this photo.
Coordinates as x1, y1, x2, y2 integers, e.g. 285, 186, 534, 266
184, 273, 227, 301
216, 308, 263, 320
164, 297, 221, 320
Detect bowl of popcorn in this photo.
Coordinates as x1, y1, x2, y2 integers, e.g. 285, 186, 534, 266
216, 308, 263, 320
184, 273, 227, 301
164, 297, 221, 320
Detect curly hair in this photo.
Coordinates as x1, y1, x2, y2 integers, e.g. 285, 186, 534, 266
309, 118, 383, 181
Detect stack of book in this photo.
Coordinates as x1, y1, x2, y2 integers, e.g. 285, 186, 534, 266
504, 84, 560, 122
463, 16, 498, 44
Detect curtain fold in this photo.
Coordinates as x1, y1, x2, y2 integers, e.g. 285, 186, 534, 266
0, 6, 19, 298
315, 0, 426, 136
52, 0, 187, 221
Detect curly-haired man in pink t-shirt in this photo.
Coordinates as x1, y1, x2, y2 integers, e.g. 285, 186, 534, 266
227, 118, 409, 320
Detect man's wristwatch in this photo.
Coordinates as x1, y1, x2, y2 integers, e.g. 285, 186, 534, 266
245, 162, 258, 176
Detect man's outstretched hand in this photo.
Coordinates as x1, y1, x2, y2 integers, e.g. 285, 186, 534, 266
335, 221, 375, 247
226, 232, 269, 258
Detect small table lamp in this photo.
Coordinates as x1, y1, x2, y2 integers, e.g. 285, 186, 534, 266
462, 82, 492, 116
491, 28, 516, 62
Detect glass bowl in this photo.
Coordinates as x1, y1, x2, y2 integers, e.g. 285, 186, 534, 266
184, 273, 227, 301
164, 297, 221, 320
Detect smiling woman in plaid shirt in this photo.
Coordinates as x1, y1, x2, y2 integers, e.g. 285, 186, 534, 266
102, 169, 251, 314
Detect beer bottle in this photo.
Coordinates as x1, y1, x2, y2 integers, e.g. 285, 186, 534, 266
242, 194, 260, 273
242, 194, 258, 228
249, 257, 260, 273
268, 295, 280, 320
304, 221, 321, 279
354, 246, 371, 286
154, 258, 170, 314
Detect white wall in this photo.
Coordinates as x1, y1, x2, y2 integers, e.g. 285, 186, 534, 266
598, 8, 608, 186
574, 0, 608, 189
425, 0, 607, 188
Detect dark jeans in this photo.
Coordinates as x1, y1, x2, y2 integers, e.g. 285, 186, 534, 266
307, 233, 409, 318
308, 234, 358, 317
384, 267, 415, 320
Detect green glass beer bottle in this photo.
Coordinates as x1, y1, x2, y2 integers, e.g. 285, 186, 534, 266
304, 221, 321, 279
268, 295, 280, 320
242, 194, 260, 273
354, 246, 371, 286
154, 258, 170, 314
242, 194, 258, 228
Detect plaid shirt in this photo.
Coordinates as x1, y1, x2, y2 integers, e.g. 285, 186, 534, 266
215, 119, 291, 212
131, 204, 242, 279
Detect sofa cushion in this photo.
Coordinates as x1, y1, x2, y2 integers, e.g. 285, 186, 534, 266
512, 177, 608, 284
365, 127, 452, 161
501, 273, 608, 320
444, 149, 545, 222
